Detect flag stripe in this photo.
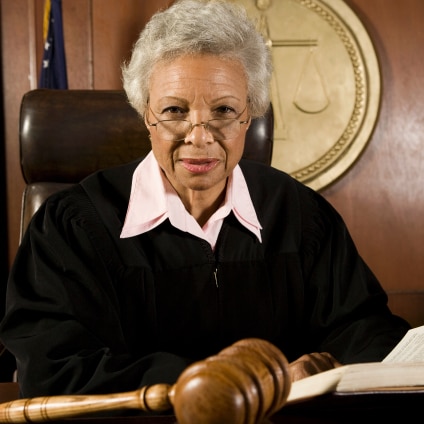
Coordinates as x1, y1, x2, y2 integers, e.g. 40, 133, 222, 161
39, 0, 68, 89
42, 0, 51, 42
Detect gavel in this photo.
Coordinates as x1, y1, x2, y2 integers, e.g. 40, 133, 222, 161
0, 338, 292, 424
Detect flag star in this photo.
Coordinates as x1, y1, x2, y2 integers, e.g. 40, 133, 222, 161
44, 41, 50, 50
43, 60, 49, 69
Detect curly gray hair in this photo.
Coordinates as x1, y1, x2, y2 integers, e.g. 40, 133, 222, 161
122, 0, 272, 118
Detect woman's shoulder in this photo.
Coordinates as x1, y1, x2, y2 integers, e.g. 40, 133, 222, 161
238, 159, 341, 221
30, 158, 142, 228
238, 159, 310, 195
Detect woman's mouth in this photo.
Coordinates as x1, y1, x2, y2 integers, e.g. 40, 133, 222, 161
180, 158, 220, 173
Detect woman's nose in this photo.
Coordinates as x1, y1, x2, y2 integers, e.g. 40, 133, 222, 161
184, 122, 214, 145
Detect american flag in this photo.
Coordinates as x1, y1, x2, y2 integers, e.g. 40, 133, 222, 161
39, 0, 68, 88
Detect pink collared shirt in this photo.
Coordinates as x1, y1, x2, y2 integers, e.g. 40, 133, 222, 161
120, 152, 262, 250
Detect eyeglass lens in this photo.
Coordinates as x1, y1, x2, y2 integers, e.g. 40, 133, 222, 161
157, 119, 243, 141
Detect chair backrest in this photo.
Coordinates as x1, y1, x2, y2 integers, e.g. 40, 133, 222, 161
19, 89, 274, 239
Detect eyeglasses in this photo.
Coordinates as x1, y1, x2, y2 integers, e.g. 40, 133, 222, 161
146, 104, 250, 142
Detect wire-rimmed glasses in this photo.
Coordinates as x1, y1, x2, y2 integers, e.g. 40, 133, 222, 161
146, 105, 250, 142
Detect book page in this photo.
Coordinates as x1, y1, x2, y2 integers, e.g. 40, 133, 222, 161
286, 326, 424, 403
287, 366, 348, 403
336, 362, 424, 392
383, 325, 424, 363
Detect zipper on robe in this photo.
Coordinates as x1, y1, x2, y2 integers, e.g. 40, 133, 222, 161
213, 267, 218, 288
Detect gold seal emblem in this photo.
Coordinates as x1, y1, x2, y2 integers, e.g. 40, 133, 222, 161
238, 0, 381, 191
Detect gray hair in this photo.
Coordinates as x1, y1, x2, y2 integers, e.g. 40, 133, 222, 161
122, 0, 272, 118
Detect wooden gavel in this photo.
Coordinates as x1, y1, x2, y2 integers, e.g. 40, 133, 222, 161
0, 338, 292, 424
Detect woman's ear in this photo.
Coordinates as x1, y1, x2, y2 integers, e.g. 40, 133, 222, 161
246, 116, 252, 130
144, 113, 152, 137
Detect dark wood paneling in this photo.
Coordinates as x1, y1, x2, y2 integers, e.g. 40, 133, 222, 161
91, 0, 168, 88
1, 0, 34, 268
63, 0, 93, 88
322, 0, 424, 326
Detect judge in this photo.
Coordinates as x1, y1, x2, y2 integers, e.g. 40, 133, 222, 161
0, 0, 410, 401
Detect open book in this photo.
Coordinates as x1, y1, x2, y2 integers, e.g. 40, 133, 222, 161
287, 325, 424, 404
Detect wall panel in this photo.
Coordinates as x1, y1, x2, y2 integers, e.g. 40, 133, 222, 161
62, 0, 93, 88
92, 0, 141, 88
323, 0, 424, 326
1, 0, 36, 270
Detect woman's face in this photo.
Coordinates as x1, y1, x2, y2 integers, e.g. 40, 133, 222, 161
146, 54, 250, 202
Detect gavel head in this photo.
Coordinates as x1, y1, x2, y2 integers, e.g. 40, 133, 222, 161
170, 338, 291, 424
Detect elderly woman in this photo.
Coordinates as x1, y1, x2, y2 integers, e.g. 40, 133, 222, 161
0, 0, 409, 403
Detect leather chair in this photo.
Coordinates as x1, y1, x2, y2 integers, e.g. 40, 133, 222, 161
0, 344, 18, 402
0, 89, 274, 399
19, 89, 274, 239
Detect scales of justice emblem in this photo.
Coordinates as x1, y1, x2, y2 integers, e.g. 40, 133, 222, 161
238, 0, 381, 191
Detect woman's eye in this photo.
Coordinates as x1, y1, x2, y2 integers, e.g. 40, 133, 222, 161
161, 106, 186, 117
214, 106, 237, 117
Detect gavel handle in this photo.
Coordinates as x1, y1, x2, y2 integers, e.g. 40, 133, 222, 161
0, 338, 292, 424
0, 383, 174, 423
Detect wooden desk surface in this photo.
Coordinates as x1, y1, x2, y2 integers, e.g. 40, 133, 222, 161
45, 391, 421, 423
1, 386, 419, 423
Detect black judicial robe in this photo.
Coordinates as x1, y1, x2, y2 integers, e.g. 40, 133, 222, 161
0, 158, 410, 398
